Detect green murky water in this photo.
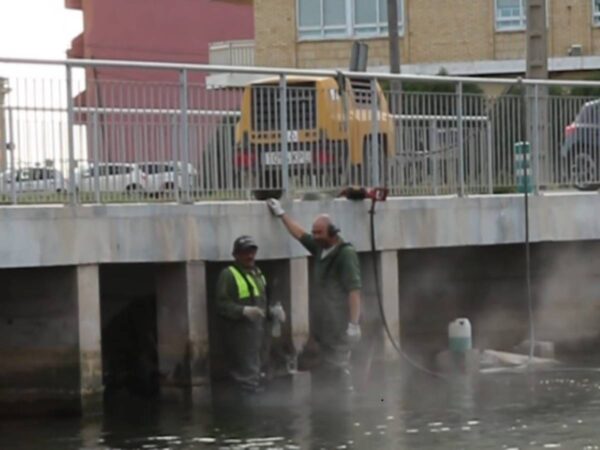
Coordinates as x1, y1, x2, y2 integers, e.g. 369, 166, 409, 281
3, 366, 600, 450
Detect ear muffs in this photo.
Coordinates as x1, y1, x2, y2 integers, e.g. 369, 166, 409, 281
328, 223, 340, 237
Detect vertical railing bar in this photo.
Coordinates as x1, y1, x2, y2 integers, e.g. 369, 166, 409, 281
92, 111, 101, 203
179, 69, 191, 203
279, 75, 289, 196
65, 64, 77, 205
7, 106, 17, 205
457, 81, 465, 196
370, 78, 380, 187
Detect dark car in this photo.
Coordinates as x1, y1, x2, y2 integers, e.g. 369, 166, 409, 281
561, 100, 600, 191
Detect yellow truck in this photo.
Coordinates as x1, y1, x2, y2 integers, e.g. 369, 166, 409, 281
234, 75, 395, 185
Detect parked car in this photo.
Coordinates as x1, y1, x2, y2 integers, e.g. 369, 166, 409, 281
562, 100, 600, 191
0, 167, 67, 195
76, 163, 147, 193
137, 161, 198, 194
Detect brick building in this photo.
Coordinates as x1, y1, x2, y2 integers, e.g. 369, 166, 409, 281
219, 0, 600, 77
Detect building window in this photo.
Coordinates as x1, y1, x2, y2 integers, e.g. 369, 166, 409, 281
594, 0, 600, 26
495, 0, 526, 31
297, 0, 404, 40
354, 0, 403, 36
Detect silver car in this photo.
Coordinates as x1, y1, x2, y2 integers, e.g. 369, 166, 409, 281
137, 161, 198, 193
0, 167, 67, 195
76, 163, 148, 193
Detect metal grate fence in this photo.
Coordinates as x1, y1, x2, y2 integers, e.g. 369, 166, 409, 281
0, 57, 599, 204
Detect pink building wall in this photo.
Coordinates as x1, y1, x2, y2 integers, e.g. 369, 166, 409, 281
66, 0, 253, 164
68, 0, 253, 75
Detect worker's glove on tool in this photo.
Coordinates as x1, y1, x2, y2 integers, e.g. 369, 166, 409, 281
346, 322, 362, 344
243, 306, 265, 322
270, 303, 286, 323
266, 198, 285, 217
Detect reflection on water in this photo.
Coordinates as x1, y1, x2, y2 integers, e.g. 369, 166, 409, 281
4, 365, 600, 449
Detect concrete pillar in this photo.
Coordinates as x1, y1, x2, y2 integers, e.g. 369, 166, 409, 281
289, 257, 310, 355
156, 262, 209, 393
379, 251, 401, 360
357, 251, 401, 362
0, 264, 102, 416
75, 265, 103, 412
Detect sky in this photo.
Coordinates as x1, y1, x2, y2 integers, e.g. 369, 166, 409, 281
0, 1, 84, 167
0, 0, 82, 77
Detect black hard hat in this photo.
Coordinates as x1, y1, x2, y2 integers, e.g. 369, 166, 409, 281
233, 235, 258, 254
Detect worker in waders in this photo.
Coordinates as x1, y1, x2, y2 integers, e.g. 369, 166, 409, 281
216, 235, 286, 392
266, 199, 362, 389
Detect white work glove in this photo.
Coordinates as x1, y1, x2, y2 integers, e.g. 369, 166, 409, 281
270, 303, 286, 323
346, 322, 362, 345
266, 198, 285, 217
242, 306, 265, 322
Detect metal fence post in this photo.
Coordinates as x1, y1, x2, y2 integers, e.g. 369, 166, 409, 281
65, 64, 78, 205
179, 69, 191, 203
279, 75, 289, 195
7, 107, 16, 205
370, 78, 380, 187
92, 111, 101, 203
170, 114, 180, 203
532, 83, 540, 194
486, 118, 493, 194
429, 118, 438, 195
457, 81, 465, 196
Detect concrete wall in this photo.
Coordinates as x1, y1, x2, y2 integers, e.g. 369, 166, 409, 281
2, 193, 600, 415
0, 193, 598, 269
253, 0, 600, 69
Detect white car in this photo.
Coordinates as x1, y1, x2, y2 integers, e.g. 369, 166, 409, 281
0, 167, 68, 195
137, 161, 198, 193
76, 163, 148, 193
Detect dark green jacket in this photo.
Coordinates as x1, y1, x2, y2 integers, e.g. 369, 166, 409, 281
216, 264, 267, 320
300, 234, 362, 346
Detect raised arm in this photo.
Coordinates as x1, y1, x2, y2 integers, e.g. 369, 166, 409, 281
266, 199, 306, 240
267, 199, 321, 255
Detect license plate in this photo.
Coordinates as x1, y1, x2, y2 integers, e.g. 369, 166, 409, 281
264, 151, 312, 166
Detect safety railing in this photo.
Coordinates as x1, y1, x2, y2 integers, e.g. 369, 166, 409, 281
0, 57, 599, 205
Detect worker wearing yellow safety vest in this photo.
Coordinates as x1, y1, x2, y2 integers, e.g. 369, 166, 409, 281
216, 235, 286, 392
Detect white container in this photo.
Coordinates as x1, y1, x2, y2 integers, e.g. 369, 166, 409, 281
271, 319, 281, 338
449, 318, 472, 353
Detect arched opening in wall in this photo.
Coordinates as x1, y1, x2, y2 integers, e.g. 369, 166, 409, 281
397, 241, 600, 365
398, 244, 531, 365
100, 264, 159, 397
0, 266, 81, 416
205, 259, 294, 383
